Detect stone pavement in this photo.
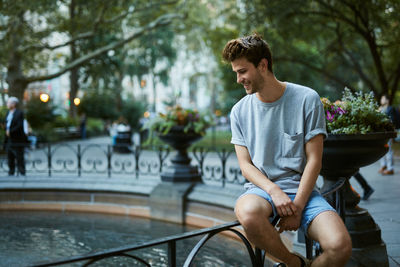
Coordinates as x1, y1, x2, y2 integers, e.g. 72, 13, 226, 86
349, 160, 400, 266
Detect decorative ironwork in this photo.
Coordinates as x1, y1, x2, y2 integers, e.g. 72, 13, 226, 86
0, 142, 245, 187
31, 221, 286, 267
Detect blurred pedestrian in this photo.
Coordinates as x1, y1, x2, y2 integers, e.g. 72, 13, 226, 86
3, 97, 27, 176
79, 113, 87, 139
352, 172, 374, 200
379, 94, 395, 175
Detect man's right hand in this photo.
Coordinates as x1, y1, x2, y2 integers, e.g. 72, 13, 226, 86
269, 187, 297, 217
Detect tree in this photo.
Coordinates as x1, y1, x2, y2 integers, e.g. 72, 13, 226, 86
241, 0, 400, 101
128, 28, 177, 112
180, 0, 399, 110
0, 0, 182, 102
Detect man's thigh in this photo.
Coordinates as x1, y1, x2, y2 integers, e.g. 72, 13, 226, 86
307, 210, 350, 247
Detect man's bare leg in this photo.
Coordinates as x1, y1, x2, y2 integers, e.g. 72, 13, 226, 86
235, 194, 302, 267
307, 211, 352, 267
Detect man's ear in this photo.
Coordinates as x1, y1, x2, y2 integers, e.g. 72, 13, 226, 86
258, 58, 268, 71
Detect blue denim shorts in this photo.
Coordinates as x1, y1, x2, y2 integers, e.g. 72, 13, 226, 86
239, 186, 336, 234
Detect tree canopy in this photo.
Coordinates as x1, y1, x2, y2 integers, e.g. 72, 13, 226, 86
183, 0, 400, 109
1, 0, 399, 115
0, 0, 182, 101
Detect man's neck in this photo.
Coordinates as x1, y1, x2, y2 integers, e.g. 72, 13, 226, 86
256, 75, 286, 103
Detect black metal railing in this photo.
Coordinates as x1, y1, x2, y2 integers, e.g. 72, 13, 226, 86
31, 220, 285, 267
0, 142, 246, 187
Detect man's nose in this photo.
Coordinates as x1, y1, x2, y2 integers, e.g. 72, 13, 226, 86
237, 74, 242, 84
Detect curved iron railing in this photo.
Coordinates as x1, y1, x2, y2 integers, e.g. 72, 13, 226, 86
30, 220, 286, 267
0, 142, 245, 187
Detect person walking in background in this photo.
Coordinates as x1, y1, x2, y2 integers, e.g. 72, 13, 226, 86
352, 172, 374, 200
79, 113, 87, 139
379, 94, 395, 175
3, 97, 27, 176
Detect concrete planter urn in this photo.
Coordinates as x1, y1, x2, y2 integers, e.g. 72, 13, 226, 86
157, 126, 203, 183
320, 131, 396, 267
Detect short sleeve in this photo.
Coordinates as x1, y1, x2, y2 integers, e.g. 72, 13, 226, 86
230, 108, 246, 147
304, 96, 327, 143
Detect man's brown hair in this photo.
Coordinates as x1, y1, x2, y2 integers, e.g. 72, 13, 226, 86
222, 33, 273, 73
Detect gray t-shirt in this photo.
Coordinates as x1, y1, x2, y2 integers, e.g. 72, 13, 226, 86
230, 82, 327, 193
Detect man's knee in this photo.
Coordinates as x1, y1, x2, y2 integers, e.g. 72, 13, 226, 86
322, 229, 352, 262
235, 195, 272, 228
309, 211, 352, 263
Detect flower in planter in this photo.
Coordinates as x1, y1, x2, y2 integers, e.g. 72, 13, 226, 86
322, 88, 394, 134
143, 105, 214, 136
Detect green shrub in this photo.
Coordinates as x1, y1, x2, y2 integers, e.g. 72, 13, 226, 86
78, 91, 118, 121
26, 97, 56, 129
121, 100, 146, 131
86, 118, 105, 137
53, 116, 79, 128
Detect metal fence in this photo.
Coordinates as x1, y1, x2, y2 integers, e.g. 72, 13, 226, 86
0, 143, 246, 187
31, 220, 285, 267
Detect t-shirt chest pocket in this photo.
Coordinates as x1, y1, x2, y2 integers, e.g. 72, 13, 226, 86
281, 132, 304, 158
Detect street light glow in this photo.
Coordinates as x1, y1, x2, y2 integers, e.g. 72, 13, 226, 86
40, 93, 49, 103
74, 97, 81, 106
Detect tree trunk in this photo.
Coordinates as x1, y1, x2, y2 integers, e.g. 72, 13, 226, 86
115, 71, 123, 112
7, 18, 28, 102
151, 70, 157, 112
68, 0, 79, 118
6, 51, 28, 102
69, 66, 79, 117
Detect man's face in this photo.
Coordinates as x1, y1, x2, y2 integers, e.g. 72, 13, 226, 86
231, 57, 264, 95
380, 96, 388, 106
7, 100, 16, 110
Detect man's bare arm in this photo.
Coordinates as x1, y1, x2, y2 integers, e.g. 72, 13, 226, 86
294, 134, 324, 211
277, 134, 324, 232
234, 144, 297, 217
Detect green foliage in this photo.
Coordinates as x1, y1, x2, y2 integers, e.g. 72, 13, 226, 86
0, 106, 8, 145
143, 105, 214, 136
86, 118, 105, 137
25, 97, 57, 129
322, 89, 394, 134
78, 90, 119, 121
53, 116, 78, 128
185, 0, 400, 109
79, 90, 146, 130
240, 0, 400, 99
121, 100, 146, 131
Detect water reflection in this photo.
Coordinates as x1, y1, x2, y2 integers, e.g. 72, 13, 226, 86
0, 211, 249, 266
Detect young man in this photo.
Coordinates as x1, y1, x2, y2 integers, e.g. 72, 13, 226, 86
222, 34, 352, 267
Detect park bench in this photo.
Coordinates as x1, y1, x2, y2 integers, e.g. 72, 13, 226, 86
54, 126, 80, 139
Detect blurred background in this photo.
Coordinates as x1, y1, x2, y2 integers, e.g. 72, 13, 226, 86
0, 0, 398, 147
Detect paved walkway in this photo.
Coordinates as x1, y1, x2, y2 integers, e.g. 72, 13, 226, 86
349, 160, 400, 266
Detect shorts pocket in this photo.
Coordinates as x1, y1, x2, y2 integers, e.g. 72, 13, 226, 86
281, 132, 304, 158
